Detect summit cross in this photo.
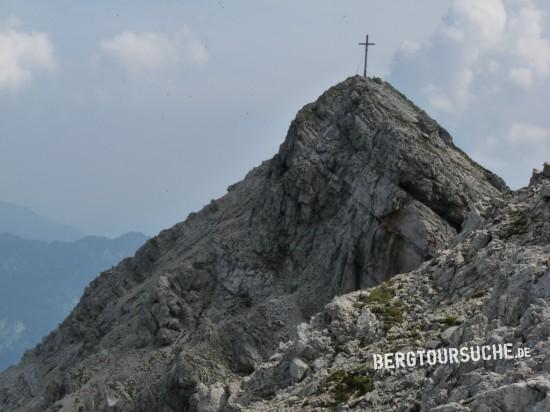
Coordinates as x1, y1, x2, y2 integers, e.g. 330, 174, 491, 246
358, 34, 375, 77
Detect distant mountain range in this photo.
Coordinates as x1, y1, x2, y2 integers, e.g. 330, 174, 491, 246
0, 231, 148, 371
0, 201, 85, 242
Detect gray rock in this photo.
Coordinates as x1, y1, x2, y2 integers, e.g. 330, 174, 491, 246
289, 358, 309, 383
235, 161, 550, 411
430, 404, 471, 412
0, 76, 517, 412
440, 326, 459, 345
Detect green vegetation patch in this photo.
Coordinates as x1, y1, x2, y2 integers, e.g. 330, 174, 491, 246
365, 284, 394, 305
501, 211, 529, 238
321, 369, 375, 405
371, 304, 403, 329
355, 283, 404, 331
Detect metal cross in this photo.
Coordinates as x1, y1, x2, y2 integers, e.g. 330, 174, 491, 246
358, 34, 375, 77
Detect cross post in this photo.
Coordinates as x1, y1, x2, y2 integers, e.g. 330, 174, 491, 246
358, 34, 375, 77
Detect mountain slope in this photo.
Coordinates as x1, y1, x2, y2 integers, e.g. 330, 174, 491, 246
0, 201, 85, 242
0, 76, 508, 411
0, 232, 148, 371
237, 163, 550, 411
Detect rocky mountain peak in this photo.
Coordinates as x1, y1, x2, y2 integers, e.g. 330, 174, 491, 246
0, 77, 513, 412
275, 75, 507, 229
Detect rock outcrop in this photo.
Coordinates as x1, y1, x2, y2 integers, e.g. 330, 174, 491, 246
234, 163, 550, 411
0, 76, 513, 412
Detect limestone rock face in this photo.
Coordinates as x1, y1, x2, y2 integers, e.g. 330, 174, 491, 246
0, 76, 508, 412
234, 166, 550, 411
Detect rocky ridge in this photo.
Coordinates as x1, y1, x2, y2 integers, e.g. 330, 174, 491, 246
235, 163, 550, 411
0, 76, 520, 411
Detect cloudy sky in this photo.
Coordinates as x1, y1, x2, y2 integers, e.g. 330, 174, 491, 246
0, 0, 548, 237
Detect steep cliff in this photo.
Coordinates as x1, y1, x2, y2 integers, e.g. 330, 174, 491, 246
0, 76, 508, 412
235, 163, 550, 411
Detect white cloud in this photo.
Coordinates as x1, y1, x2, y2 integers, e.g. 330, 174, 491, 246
421, 68, 474, 112
99, 28, 208, 74
507, 2, 550, 76
507, 123, 550, 143
449, 0, 507, 45
389, 0, 550, 188
391, 0, 550, 112
398, 40, 421, 55
0, 21, 57, 92
100, 32, 177, 72
509, 67, 534, 88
